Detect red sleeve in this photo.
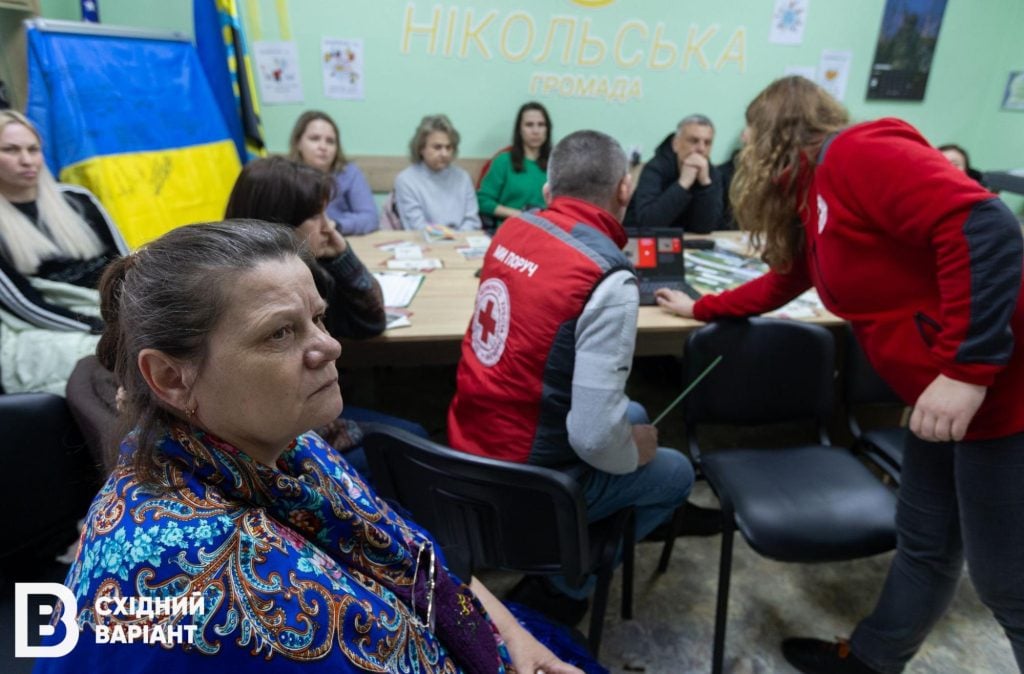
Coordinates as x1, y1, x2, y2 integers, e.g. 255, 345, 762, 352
828, 119, 1022, 386
693, 257, 812, 321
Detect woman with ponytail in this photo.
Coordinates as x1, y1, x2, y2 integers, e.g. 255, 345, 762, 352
40, 220, 585, 674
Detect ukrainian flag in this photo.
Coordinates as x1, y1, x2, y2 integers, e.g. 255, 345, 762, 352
194, 0, 266, 163
26, 23, 241, 249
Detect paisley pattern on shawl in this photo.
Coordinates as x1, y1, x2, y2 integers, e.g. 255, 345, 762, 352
50, 426, 511, 673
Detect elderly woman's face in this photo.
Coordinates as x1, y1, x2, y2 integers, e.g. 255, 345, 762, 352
421, 131, 453, 172
0, 123, 42, 199
189, 256, 342, 457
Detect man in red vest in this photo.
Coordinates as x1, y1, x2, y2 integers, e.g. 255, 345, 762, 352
449, 130, 701, 614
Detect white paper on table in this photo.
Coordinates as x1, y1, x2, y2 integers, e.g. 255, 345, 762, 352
373, 272, 425, 308
393, 244, 424, 260
466, 236, 492, 248
386, 258, 443, 271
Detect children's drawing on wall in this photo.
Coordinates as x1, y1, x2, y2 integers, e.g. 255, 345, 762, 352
252, 41, 304, 104
817, 50, 852, 102
1002, 72, 1024, 112
322, 38, 364, 100
866, 0, 948, 101
770, 0, 809, 45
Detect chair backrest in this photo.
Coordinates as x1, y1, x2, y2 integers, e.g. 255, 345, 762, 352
378, 191, 402, 231
361, 424, 591, 583
0, 392, 99, 560
684, 317, 836, 436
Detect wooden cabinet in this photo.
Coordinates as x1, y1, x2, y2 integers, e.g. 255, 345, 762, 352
0, 0, 39, 109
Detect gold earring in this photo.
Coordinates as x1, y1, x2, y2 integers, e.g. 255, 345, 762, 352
185, 402, 197, 419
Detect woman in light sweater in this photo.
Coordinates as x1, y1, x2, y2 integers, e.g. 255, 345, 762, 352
394, 114, 481, 231
288, 110, 379, 235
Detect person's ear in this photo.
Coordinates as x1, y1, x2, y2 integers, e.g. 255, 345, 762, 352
138, 348, 193, 412
616, 172, 634, 208
542, 182, 552, 206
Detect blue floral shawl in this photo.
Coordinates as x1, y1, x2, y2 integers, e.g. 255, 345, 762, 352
35, 426, 511, 673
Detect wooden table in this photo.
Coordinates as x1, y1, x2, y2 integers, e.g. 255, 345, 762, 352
343, 230, 840, 366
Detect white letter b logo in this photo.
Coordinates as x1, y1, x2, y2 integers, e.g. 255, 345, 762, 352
15, 583, 79, 658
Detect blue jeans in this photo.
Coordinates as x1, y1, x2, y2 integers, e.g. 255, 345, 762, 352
552, 402, 694, 598
850, 432, 1024, 673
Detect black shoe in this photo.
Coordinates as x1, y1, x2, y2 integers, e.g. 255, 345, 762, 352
782, 637, 880, 673
504, 575, 589, 627
642, 503, 724, 541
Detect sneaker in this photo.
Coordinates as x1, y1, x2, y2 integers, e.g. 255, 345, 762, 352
504, 575, 589, 627
642, 502, 724, 541
782, 637, 880, 673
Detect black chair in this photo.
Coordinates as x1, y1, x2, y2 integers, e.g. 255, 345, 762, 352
0, 393, 100, 569
362, 424, 634, 655
671, 319, 897, 674
843, 327, 909, 484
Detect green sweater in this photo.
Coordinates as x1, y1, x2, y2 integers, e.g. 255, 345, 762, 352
476, 151, 547, 221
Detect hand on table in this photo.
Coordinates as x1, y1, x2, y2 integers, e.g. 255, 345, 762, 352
654, 288, 696, 318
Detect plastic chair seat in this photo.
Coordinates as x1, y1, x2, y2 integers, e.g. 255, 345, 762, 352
701, 445, 897, 562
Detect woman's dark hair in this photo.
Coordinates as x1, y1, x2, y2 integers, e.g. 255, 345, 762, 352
510, 101, 552, 173
96, 220, 314, 484
225, 156, 334, 228
288, 110, 347, 172
938, 143, 971, 170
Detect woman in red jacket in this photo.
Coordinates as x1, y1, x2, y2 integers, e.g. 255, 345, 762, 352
656, 76, 1024, 674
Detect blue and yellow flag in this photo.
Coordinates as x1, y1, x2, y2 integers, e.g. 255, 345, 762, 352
194, 0, 266, 163
26, 25, 241, 249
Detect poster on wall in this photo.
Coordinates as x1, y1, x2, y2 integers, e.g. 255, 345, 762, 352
770, 0, 809, 45
252, 41, 304, 104
322, 38, 364, 100
817, 50, 852, 102
866, 0, 948, 101
1002, 72, 1024, 112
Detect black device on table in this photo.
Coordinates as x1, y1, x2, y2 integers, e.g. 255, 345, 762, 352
623, 228, 704, 305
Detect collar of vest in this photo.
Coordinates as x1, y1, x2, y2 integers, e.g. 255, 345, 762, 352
544, 196, 627, 249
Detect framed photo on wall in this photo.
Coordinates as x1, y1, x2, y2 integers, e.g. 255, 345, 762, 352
866, 0, 948, 101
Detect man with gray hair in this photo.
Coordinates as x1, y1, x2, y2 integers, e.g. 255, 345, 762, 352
624, 113, 724, 233
448, 130, 702, 621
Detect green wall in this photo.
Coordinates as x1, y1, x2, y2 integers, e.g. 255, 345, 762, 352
38, 0, 1024, 210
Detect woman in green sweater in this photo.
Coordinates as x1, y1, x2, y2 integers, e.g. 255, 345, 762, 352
477, 101, 551, 227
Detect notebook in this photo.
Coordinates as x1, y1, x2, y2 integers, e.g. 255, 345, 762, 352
622, 229, 702, 305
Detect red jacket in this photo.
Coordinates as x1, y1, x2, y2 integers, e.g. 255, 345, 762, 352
695, 119, 1024, 440
448, 197, 631, 464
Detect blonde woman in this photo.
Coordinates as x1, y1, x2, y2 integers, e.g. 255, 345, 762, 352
0, 110, 127, 332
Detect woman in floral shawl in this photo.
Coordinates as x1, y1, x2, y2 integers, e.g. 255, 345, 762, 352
37, 220, 581, 673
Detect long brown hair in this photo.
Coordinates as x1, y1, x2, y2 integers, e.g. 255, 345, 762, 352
731, 76, 849, 271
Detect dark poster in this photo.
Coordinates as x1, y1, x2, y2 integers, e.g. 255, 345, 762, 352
866, 0, 949, 101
